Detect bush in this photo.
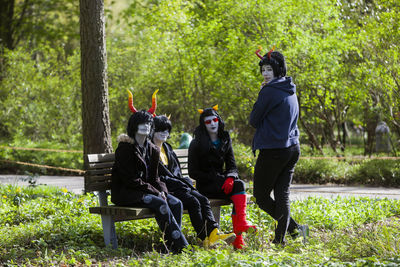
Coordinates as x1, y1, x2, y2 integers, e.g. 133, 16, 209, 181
349, 159, 400, 187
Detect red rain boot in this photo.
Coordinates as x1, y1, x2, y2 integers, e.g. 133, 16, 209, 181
232, 234, 245, 249
231, 194, 257, 234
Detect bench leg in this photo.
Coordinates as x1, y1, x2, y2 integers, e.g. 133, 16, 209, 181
211, 206, 221, 225
101, 214, 118, 249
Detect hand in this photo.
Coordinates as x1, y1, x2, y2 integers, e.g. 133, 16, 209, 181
159, 192, 167, 201
221, 177, 234, 195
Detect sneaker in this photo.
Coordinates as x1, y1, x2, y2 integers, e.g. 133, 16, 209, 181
204, 228, 236, 248
298, 224, 309, 244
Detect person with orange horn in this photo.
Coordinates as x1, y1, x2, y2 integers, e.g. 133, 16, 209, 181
111, 90, 188, 254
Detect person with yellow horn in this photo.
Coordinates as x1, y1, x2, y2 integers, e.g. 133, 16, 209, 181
188, 105, 256, 249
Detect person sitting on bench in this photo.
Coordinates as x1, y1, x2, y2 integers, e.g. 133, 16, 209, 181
188, 105, 256, 249
151, 115, 236, 248
111, 90, 188, 254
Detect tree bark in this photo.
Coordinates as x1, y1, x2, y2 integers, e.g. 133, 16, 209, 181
80, 0, 112, 155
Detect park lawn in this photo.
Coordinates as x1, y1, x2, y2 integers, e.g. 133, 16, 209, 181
0, 185, 399, 266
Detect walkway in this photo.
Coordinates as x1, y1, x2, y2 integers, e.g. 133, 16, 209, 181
1, 174, 399, 199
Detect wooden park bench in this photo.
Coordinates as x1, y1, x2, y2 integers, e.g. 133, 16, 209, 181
84, 148, 233, 249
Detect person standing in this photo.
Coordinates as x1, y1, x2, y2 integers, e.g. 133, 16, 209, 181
250, 47, 308, 245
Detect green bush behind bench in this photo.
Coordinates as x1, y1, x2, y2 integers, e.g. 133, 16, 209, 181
1, 141, 399, 187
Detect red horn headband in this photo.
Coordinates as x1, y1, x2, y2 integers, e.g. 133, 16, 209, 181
255, 45, 275, 60
255, 46, 263, 59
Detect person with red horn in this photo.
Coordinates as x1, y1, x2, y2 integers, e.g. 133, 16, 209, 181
250, 46, 309, 246
111, 90, 188, 254
188, 105, 256, 249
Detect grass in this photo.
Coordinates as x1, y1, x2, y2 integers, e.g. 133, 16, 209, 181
1, 184, 400, 266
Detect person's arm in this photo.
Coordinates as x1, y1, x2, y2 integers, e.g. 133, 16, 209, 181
249, 88, 272, 128
115, 145, 161, 195
148, 144, 168, 194
224, 144, 239, 179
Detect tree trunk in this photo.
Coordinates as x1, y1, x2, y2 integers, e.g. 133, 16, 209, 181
80, 0, 112, 155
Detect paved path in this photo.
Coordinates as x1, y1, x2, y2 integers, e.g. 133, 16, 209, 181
1, 174, 400, 200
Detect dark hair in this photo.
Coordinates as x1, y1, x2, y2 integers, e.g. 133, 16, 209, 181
258, 51, 287, 78
127, 110, 154, 138
193, 107, 228, 153
153, 115, 172, 133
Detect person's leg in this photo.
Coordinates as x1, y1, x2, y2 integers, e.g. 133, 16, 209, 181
229, 180, 256, 249
173, 189, 208, 240
166, 194, 183, 229
271, 144, 300, 243
253, 149, 283, 217
190, 190, 218, 236
141, 194, 188, 253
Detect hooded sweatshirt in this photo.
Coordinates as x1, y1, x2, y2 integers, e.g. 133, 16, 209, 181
249, 77, 299, 152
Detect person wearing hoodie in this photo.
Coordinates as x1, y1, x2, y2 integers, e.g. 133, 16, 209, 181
152, 115, 236, 248
111, 91, 188, 254
250, 48, 308, 245
188, 106, 256, 249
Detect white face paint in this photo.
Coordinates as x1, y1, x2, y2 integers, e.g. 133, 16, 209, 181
262, 64, 276, 84
137, 122, 152, 135
153, 130, 169, 143
204, 115, 219, 134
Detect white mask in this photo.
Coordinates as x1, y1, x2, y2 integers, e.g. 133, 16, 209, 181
262, 64, 276, 84
137, 122, 152, 136
153, 130, 169, 143
204, 115, 219, 134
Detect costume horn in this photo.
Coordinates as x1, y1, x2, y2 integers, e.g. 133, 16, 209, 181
267, 45, 275, 60
147, 89, 159, 116
212, 104, 218, 111
127, 89, 137, 113
255, 45, 264, 59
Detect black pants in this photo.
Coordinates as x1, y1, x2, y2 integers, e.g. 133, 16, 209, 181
253, 144, 300, 243
173, 189, 219, 240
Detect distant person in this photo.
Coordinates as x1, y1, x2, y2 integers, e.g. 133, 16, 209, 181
178, 133, 193, 149
152, 115, 236, 248
188, 105, 256, 249
250, 47, 308, 245
111, 91, 188, 254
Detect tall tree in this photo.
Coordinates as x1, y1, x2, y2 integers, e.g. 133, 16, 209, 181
79, 0, 112, 154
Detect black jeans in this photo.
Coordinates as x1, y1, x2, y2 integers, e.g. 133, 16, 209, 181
253, 144, 300, 243
173, 189, 219, 240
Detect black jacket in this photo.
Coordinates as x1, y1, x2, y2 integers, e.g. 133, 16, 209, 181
111, 134, 168, 205
188, 131, 238, 196
158, 142, 195, 194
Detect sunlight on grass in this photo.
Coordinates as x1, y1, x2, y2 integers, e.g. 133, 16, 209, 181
0, 184, 399, 266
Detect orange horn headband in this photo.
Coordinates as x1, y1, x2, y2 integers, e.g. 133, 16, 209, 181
127, 89, 158, 116
127, 89, 137, 113
147, 89, 159, 117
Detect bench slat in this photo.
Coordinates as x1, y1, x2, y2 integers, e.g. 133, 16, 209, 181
87, 153, 115, 163
88, 161, 114, 170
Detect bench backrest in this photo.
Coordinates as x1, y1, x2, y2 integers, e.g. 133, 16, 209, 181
84, 148, 189, 193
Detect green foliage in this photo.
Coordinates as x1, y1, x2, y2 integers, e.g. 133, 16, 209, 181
349, 159, 400, 187
1, 184, 400, 265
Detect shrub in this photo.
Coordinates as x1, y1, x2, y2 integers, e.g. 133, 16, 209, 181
349, 159, 400, 187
